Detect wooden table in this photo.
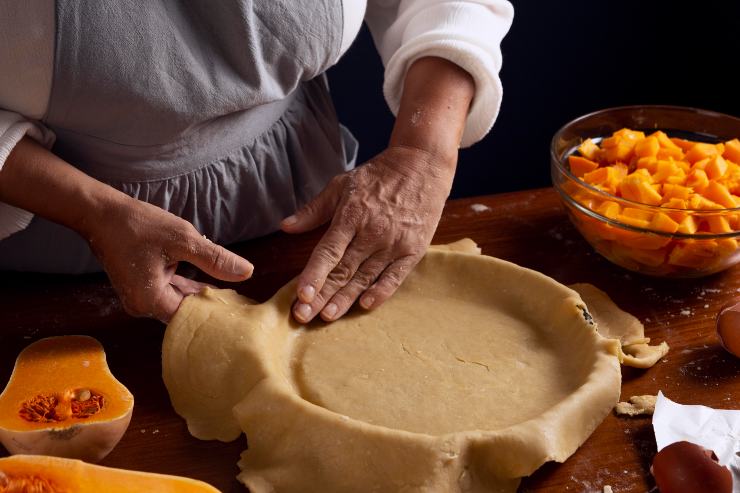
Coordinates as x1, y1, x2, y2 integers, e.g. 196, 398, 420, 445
1, 187, 738, 492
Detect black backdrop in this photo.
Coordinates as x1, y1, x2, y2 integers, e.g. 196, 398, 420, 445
328, 1, 740, 199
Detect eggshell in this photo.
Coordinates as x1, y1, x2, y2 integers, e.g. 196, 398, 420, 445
717, 298, 740, 357
651, 441, 732, 493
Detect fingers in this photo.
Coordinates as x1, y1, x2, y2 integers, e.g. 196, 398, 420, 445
169, 274, 214, 296
317, 254, 391, 321
281, 176, 344, 234
175, 232, 253, 282
292, 240, 381, 323
119, 277, 184, 323
359, 255, 420, 310
151, 284, 185, 323
293, 224, 355, 306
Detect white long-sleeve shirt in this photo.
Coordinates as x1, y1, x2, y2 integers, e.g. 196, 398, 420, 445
0, 0, 514, 240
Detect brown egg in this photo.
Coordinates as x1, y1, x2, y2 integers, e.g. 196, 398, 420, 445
717, 298, 740, 357
651, 441, 732, 493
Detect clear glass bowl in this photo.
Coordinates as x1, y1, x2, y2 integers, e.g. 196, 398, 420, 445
551, 105, 740, 278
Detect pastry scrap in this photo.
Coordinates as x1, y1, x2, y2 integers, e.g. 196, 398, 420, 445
615, 395, 657, 417
569, 283, 669, 368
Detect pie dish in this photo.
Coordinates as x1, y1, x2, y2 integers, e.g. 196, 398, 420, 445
163, 240, 660, 492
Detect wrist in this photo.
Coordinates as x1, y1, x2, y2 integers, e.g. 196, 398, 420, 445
389, 57, 475, 166
75, 187, 132, 241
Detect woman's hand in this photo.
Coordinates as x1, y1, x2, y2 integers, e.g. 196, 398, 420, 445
85, 196, 253, 322
282, 56, 476, 322
282, 145, 455, 322
0, 137, 253, 323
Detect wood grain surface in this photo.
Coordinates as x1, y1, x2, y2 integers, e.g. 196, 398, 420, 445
1, 187, 738, 492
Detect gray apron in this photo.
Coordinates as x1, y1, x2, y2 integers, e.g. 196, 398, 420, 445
0, 0, 357, 273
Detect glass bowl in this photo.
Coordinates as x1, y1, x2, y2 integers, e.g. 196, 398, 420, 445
551, 105, 740, 278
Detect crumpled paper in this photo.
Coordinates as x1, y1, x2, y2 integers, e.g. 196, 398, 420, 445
653, 392, 740, 491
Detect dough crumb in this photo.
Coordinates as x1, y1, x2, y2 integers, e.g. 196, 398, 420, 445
469, 203, 490, 213
614, 395, 657, 416
603, 486, 613, 493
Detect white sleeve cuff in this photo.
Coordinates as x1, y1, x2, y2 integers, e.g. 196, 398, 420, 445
0, 110, 56, 240
368, 0, 514, 148
383, 38, 503, 148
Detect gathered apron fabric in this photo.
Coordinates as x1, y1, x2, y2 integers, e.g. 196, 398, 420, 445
0, 0, 357, 274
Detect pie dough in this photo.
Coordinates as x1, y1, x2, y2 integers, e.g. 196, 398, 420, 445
162, 241, 657, 492
614, 395, 657, 416
569, 283, 669, 368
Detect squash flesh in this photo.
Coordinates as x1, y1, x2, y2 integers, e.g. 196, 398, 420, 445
0, 336, 133, 462
0, 455, 219, 492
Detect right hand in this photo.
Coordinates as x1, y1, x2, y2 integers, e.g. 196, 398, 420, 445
85, 196, 253, 322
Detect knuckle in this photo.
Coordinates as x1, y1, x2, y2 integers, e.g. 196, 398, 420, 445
208, 246, 227, 271
326, 261, 354, 285
381, 269, 404, 290
169, 220, 196, 241
301, 198, 322, 218
336, 202, 365, 227
352, 268, 377, 289
329, 292, 352, 310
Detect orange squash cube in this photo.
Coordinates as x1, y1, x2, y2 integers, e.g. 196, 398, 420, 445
617, 212, 651, 229
625, 247, 668, 267
636, 156, 658, 173
667, 241, 716, 268
662, 184, 692, 201
689, 195, 723, 210
568, 155, 600, 177
706, 216, 733, 234
686, 168, 709, 193
619, 176, 662, 205
652, 131, 681, 150
595, 201, 621, 219
716, 238, 739, 255
652, 160, 680, 183
603, 143, 634, 164
677, 216, 699, 234
703, 181, 737, 208
615, 128, 646, 141
635, 136, 660, 158
650, 212, 680, 233
685, 142, 722, 164
670, 137, 695, 151
723, 138, 740, 164
578, 138, 601, 161
705, 155, 729, 180
657, 147, 685, 161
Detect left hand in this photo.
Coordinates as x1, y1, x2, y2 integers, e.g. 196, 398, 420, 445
281, 144, 455, 322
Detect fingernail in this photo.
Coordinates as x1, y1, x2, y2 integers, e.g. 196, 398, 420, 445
282, 215, 298, 227
299, 285, 316, 303
241, 262, 254, 277
322, 303, 338, 319
360, 296, 375, 310
295, 303, 312, 322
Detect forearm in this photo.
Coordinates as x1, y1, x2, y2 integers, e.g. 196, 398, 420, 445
389, 56, 475, 167
0, 137, 127, 238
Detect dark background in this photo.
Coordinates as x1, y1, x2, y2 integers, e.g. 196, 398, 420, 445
328, 1, 740, 199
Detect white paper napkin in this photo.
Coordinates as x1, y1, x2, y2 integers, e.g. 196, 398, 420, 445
652, 391, 740, 492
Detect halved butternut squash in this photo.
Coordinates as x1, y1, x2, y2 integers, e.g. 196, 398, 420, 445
0, 455, 219, 492
0, 336, 133, 463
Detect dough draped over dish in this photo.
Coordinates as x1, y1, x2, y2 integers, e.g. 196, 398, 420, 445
162, 240, 656, 492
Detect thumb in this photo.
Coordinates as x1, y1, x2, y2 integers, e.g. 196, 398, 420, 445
181, 237, 254, 282
281, 176, 343, 234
